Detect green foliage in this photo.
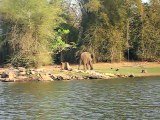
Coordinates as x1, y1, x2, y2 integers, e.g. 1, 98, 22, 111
79, 0, 160, 62
136, 1, 160, 61
51, 28, 76, 53
85, 0, 101, 12
0, 0, 159, 66
0, 0, 64, 67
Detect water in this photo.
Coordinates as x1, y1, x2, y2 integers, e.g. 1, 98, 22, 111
0, 77, 160, 120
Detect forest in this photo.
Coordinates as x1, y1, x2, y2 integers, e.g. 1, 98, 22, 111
0, 0, 159, 67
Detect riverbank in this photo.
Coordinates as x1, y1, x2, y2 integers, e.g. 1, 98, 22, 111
91, 62, 160, 77
0, 62, 160, 82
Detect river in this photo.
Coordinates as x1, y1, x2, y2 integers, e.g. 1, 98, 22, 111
0, 77, 160, 120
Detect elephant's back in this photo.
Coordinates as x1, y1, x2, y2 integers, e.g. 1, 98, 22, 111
81, 52, 91, 58
80, 52, 92, 63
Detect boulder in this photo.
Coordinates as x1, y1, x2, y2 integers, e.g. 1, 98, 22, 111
19, 71, 26, 76
1, 72, 9, 78
38, 73, 53, 81
35, 68, 44, 73
17, 67, 26, 72
15, 76, 29, 82
128, 74, 134, 78
55, 74, 71, 80
0, 78, 14, 82
31, 70, 36, 75
65, 62, 72, 71
1, 71, 16, 79
61, 62, 72, 71
105, 73, 115, 77
76, 76, 84, 80
56, 76, 63, 81
0, 71, 17, 82
116, 74, 127, 78
8, 71, 17, 79
77, 70, 85, 73
88, 72, 110, 79
62, 75, 71, 80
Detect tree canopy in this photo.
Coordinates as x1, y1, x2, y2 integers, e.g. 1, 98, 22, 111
0, 0, 159, 67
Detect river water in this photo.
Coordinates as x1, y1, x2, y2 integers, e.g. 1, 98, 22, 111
0, 77, 160, 120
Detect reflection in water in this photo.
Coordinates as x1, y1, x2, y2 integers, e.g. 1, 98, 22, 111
0, 77, 160, 119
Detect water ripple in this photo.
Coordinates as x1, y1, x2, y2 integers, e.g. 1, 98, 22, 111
0, 77, 160, 119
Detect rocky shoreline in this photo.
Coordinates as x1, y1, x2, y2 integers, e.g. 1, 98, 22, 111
0, 66, 133, 82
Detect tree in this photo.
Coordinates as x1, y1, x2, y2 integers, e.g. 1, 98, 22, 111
0, 0, 64, 67
137, 0, 160, 61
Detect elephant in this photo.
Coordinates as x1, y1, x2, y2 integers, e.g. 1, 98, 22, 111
78, 52, 93, 71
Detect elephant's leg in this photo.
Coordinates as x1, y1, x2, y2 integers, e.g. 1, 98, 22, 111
83, 64, 87, 71
89, 61, 93, 70
86, 64, 89, 70
82, 62, 87, 71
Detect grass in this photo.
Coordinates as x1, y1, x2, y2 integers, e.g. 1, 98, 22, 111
40, 62, 160, 77
73, 62, 160, 77
95, 67, 160, 75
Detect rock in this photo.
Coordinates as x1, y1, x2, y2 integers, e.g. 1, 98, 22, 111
0, 78, 14, 82
65, 62, 72, 71
19, 71, 26, 76
56, 76, 63, 81
15, 76, 29, 82
73, 75, 84, 80
116, 74, 127, 78
105, 73, 115, 77
36, 68, 44, 72
77, 76, 84, 80
26, 69, 37, 75
17, 67, 26, 72
26, 69, 32, 75
61, 62, 72, 71
77, 70, 85, 73
12, 69, 19, 75
8, 71, 17, 79
88, 72, 110, 79
62, 75, 71, 80
128, 74, 134, 78
0, 71, 17, 82
50, 74, 56, 80
73, 69, 79, 72
1, 72, 9, 78
61, 62, 65, 70
88, 75, 109, 79
86, 70, 96, 74
2, 63, 13, 68
31, 71, 36, 75
38, 73, 53, 81
55, 74, 71, 80
1, 71, 17, 79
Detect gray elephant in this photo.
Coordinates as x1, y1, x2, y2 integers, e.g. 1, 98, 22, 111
78, 52, 93, 71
